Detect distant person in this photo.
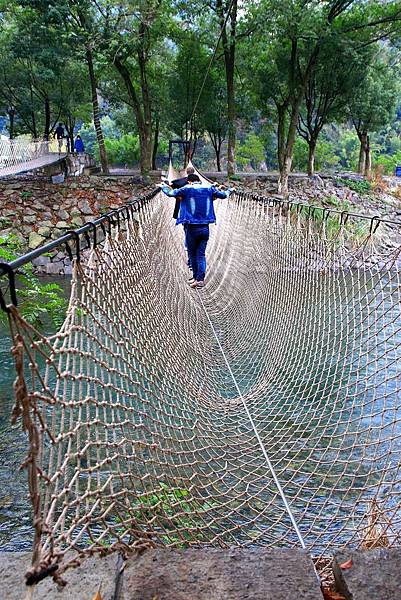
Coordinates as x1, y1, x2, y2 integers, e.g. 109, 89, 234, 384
161, 178, 233, 289
74, 135, 85, 153
55, 123, 65, 153
169, 166, 201, 219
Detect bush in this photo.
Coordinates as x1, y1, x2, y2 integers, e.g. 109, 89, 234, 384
104, 134, 140, 166
0, 235, 67, 330
337, 178, 371, 195
375, 151, 401, 176
236, 133, 266, 170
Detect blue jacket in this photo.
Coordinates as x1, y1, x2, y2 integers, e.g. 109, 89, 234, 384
161, 183, 231, 225
74, 138, 85, 152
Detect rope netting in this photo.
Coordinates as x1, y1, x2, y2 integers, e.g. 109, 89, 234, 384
7, 190, 401, 583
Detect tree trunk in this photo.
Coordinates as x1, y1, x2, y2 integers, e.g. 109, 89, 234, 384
307, 139, 317, 176
276, 104, 286, 176
44, 97, 50, 141
152, 116, 159, 170
358, 141, 366, 175
86, 47, 109, 174
277, 102, 300, 196
30, 86, 38, 139
217, 0, 237, 177
364, 135, 371, 177
226, 70, 236, 177
216, 142, 222, 172
113, 56, 152, 175
66, 125, 74, 152
278, 156, 292, 196
8, 110, 15, 140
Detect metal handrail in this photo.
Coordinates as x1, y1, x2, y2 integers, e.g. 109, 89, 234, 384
0, 188, 158, 310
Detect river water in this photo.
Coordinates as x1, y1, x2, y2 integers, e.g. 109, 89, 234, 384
0, 270, 400, 552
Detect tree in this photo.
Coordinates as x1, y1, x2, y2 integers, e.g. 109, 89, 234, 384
298, 39, 371, 176
18, 0, 110, 172
249, 0, 401, 194
349, 54, 399, 176
98, 0, 172, 175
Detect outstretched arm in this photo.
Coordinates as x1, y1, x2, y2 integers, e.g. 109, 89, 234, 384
211, 186, 234, 199
160, 184, 183, 198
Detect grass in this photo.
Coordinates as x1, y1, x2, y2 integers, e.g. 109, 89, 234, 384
336, 177, 371, 195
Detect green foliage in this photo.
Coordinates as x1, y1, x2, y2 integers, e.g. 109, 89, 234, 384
236, 132, 265, 169
116, 483, 214, 546
292, 137, 340, 173
0, 235, 67, 330
375, 151, 401, 175
104, 134, 140, 166
337, 178, 371, 195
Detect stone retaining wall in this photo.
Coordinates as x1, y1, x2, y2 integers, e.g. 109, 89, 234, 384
0, 175, 154, 274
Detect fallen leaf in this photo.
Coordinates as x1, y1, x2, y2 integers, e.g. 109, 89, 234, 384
339, 558, 353, 570
91, 591, 102, 600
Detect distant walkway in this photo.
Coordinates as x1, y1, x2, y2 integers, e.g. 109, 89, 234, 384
0, 152, 67, 178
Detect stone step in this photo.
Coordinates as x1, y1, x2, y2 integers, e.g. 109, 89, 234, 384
2, 548, 401, 600
334, 549, 401, 600
0, 552, 117, 600
121, 548, 322, 600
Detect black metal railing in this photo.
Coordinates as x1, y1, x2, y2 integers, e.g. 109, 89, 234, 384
0, 188, 159, 312
1, 187, 400, 311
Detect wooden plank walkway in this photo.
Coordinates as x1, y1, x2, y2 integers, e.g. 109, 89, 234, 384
0, 153, 67, 178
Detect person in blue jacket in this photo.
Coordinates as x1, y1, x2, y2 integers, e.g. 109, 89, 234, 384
161, 179, 233, 289
74, 135, 85, 153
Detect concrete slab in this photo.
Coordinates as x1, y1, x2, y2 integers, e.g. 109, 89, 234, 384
0, 552, 117, 600
122, 548, 322, 600
334, 549, 401, 600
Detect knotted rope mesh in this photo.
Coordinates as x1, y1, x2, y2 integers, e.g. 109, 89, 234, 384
8, 190, 401, 582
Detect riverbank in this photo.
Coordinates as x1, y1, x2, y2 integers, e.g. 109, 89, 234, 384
0, 171, 400, 274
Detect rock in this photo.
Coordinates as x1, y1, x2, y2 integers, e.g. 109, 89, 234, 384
71, 216, 83, 227
32, 256, 51, 267
123, 548, 322, 600
28, 232, 46, 249
23, 215, 37, 224
131, 175, 151, 185
55, 221, 68, 229
57, 209, 69, 220
334, 549, 401, 600
37, 226, 51, 238
0, 552, 118, 600
2, 209, 16, 218
78, 199, 92, 215
46, 262, 64, 275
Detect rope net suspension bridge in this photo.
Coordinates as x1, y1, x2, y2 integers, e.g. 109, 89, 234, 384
1, 184, 401, 585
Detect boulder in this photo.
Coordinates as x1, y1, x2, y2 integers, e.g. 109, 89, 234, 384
37, 227, 51, 238
28, 232, 46, 249
78, 199, 92, 215
55, 221, 68, 229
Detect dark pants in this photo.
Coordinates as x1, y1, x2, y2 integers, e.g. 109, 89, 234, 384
183, 223, 191, 268
185, 224, 210, 282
